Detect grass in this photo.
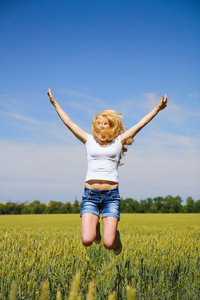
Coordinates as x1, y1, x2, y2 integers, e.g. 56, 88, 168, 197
0, 214, 199, 299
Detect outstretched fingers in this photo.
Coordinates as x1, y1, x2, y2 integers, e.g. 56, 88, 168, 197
47, 88, 56, 105
47, 88, 52, 97
159, 94, 167, 110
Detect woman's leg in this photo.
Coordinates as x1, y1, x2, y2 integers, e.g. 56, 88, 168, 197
81, 213, 100, 247
102, 217, 121, 252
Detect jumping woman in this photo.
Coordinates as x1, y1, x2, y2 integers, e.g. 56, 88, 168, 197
47, 88, 167, 255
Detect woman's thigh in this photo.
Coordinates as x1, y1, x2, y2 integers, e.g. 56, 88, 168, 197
81, 213, 99, 245
102, 217, 118, 248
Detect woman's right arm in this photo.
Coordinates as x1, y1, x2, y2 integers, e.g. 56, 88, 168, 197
47, 88, 88, 144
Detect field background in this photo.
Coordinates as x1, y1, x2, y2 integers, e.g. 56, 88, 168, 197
0, 214, 199, 299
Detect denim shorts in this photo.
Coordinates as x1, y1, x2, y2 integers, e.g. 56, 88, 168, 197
80, 187, 121, 220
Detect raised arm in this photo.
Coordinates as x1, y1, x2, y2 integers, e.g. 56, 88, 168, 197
47, 88, 88, 144
120, 94, 167, 142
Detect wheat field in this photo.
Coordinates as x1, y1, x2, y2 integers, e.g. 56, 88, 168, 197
0, 214, 199, 299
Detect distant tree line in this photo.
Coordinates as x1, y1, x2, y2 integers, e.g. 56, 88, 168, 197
0, 195, 200, 214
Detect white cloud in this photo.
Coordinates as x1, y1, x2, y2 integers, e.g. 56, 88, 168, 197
167, 101, 200, 119
145, 130, 200, 155
68, 101, 97, 118
0, 128, 199, 204
141, 93, 200, 126
0, 140, 87, 203
0, 94, 41, 125
119, 132, 200, 201
0, 111, 41, 124
60, 88, 111, 117
0, 95, 20, 110
60, 88, 102, 102
112, 99, 139, 117
142, 92, 158, 108
188, 92, 199, 98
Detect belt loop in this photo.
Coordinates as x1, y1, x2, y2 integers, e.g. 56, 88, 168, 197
89, 189, 92, 196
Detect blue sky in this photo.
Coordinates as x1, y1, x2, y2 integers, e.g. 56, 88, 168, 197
0, 0, 199, 204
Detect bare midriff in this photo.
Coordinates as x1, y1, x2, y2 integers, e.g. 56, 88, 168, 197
85, 180, 118, 190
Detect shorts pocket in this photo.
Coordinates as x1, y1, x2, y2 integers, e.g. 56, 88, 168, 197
110, 193, 121, 201
82, 193, 91, 201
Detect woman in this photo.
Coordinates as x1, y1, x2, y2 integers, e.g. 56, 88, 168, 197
47, 88, 167, 255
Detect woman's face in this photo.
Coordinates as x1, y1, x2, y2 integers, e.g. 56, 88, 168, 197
96, 116, 110, 129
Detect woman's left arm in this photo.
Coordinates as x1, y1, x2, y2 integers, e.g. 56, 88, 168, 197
121, 94, 167, 142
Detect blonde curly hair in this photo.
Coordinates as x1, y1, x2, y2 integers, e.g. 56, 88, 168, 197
92, 110, 133, 163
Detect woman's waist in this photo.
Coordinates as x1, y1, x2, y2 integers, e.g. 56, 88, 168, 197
85, 179, 118, 191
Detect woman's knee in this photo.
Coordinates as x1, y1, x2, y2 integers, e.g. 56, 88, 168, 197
82, 231, 95, 247
103, 235, 116, 250
82, 236, 93, 247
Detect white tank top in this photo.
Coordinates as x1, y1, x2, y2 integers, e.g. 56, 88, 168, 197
85, 134, 122, 183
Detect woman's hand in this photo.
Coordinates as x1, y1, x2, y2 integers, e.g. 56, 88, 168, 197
158, 94, 167, 110
47, 88, 55, 105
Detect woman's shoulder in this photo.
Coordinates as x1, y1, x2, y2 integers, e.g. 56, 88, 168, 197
85, 134, 94, 144
109, 135, 122, 148
115, 135, 122, 144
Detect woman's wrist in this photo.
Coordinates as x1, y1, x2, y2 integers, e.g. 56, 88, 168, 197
155, 105, 161, 113
49, 95, 56, 106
